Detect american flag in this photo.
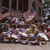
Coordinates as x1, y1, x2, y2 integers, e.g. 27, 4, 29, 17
23, 10, 36, 22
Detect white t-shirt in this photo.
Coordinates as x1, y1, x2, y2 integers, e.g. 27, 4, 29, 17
18, 21, 25, 25
22, 28, 27, 33
13, 17, 19, 23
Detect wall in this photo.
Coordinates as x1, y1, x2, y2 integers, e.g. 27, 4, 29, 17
0, 0, 42, 19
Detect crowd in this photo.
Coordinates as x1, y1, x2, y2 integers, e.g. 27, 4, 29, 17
0, 14, 50, 46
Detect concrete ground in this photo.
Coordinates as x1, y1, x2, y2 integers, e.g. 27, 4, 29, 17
0, 42, 50, 50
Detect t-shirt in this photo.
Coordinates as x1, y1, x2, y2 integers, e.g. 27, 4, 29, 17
22, 28, 28, 33
11, 28, 19, 34
38, 29, 43, 33
28, 29, 38, 34
18, 21, 25, 25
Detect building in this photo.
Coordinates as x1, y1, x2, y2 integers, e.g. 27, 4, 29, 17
0, 0, 42, 20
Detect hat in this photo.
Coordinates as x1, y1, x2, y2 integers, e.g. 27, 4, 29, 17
31, 24, 37, 28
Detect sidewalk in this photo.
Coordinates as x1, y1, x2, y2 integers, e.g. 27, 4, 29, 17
0, 42, 50, 50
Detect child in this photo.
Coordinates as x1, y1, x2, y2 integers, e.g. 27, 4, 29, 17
44, 24, 50, 40
19, 25, 28, 44
27, 25, 38, 45
10, 25, 20, 43
37, 25, 49, 45
0, 24, 3, 42
1, 24, 11, 42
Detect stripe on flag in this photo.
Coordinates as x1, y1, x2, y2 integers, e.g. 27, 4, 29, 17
23, 10, 36, 22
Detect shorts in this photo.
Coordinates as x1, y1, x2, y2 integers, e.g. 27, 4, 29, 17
11, 34, 19, 39
2, 32, 6, 34
19, 32, 28, 37
6, 32, 11, 38
29, 34, 37, 40
2, 32, 11, 38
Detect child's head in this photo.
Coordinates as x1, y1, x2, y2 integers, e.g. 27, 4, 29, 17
19, 19, 22, 21
4, 24, 9, 29
25, 25, 28, 28
44, 24, 48, 28
23, 25, 27, 29
39, 25, 44, 31
12, 25, 16, 29
11, 14, 14, 18
31, 25, 35, 30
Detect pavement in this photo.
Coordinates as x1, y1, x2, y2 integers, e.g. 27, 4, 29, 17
0, 42, 50, 50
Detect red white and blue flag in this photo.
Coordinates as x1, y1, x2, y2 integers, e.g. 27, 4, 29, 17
23, 9, 36, 22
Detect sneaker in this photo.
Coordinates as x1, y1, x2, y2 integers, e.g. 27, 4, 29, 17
39, 43, 42, 46
33, 40, 38, 43
26, 39, 28, 42
16, 38, 20, 42
28, 42, 31, 45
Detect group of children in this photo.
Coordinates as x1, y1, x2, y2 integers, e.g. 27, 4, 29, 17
0, 15, 50, 46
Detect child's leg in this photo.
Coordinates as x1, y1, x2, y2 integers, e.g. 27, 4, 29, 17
1, 34, 5, 42
37, 36, 42, 45
7, 37, 11, 43
27, 35, 31, 45
42, 34, 48, 45
16, 35, 21, 42
44, 40, 47, 45
11, 37, 16, 43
